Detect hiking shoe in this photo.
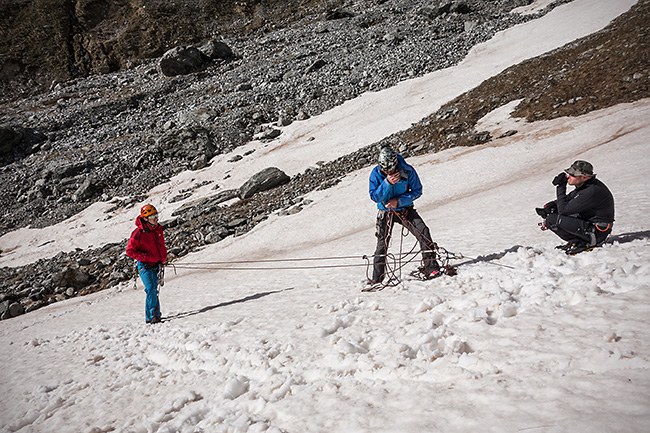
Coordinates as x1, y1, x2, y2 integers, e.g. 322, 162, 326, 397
425, 269, 443, 280
565, 242, 594, 255
146, 316, 163, 324
362, 281, 384, 292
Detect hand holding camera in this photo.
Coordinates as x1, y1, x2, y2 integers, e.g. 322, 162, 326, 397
552, 172, 568, 187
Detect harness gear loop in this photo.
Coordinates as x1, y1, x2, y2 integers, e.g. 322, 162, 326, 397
594, 222, 611, 232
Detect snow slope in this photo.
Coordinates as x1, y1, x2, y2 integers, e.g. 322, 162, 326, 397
1, 0, 649, 432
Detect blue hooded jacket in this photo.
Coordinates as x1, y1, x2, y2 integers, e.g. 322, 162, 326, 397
369, 154, 423, 211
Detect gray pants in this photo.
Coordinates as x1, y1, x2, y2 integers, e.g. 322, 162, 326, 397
372, 207, 439, 283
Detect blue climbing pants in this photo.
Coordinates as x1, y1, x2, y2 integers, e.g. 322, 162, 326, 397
137, 262, 161, 322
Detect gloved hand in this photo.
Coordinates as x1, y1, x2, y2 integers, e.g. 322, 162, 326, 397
552, 172, 567, 187
536, 202, 557, 218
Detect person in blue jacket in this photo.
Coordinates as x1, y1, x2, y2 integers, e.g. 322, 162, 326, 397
368, 146, 441, 286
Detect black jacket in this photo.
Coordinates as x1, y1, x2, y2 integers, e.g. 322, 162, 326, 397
555, 176, 615, 223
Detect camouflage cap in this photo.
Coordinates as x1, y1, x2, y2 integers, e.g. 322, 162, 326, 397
565, 160, 594, 176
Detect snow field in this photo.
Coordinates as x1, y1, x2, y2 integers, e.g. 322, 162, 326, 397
4, 238, 649, 433
1, 0, 649, 431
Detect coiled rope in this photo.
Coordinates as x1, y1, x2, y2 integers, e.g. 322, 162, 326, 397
363, 209, 462, 290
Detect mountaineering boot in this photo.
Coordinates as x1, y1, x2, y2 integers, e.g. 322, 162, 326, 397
565, 242, 595, 255
362, 280, 384, 292
423, 260, 443, 280
410, 263, 443, 280
426, 269, 443, 280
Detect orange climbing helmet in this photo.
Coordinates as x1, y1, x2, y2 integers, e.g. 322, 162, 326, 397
140, 204, 158, 218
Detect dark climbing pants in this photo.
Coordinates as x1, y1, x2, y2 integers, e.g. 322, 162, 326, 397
372, 207, 438, 283
545, 213, 612, 246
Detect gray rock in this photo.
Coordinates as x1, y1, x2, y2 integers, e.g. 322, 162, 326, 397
236, 83, 253, 91
239, 167, 290, 199
0, 301, 9, 319
172, 188, 239, 217
464, 21, 478, 32
277, 116, 293, 127
8, 302, 25, 318
198, 40, 234, 60
160, 46, 205, 77
212, 189, 240, 204
226, 218, 247, 228
156, 126, 217, 167
258, 127, 282, 140
325, 9, 356, 20
0, 127, 22, 155
306, 59, 327, 74
51, 266, 92, 289
72, 177, 95, 202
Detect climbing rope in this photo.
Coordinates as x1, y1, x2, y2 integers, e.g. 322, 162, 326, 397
162, 210, 465, 290
362, 209, 463, 290
169, 252, 419, 271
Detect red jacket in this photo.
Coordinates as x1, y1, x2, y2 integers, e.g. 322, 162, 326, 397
126, 216, 168, 265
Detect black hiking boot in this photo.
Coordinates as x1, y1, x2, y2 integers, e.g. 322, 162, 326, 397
425, 269, 443, 280
565, 242, 595, 255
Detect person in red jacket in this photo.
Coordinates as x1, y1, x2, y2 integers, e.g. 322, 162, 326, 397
126, 204, 168, 323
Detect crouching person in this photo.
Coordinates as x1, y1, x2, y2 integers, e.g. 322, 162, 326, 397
536, 160, 614, 255
126, 204, 168, 323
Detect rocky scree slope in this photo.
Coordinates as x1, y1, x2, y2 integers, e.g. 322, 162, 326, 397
1, 0, 649, 319
1, 0, 540, 236
0, 0, 347, 102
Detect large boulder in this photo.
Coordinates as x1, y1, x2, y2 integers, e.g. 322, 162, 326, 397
239, 167, 290, 199
160, 46, 205, 77
198, 40, 233, 60
0, 126, 47, 164
156, 126, 216, 170
51, 266, 92, 289
72, 176, 103, 202
0, 126, 22, 156
0, 300, 25, 320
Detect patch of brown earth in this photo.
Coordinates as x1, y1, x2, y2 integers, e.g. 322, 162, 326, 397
399, 0, 650, 152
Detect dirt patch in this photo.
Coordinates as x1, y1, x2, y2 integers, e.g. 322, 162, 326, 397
397, 0, 650, 152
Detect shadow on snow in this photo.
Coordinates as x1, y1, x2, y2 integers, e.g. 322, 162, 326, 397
164, 287, 294, 322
